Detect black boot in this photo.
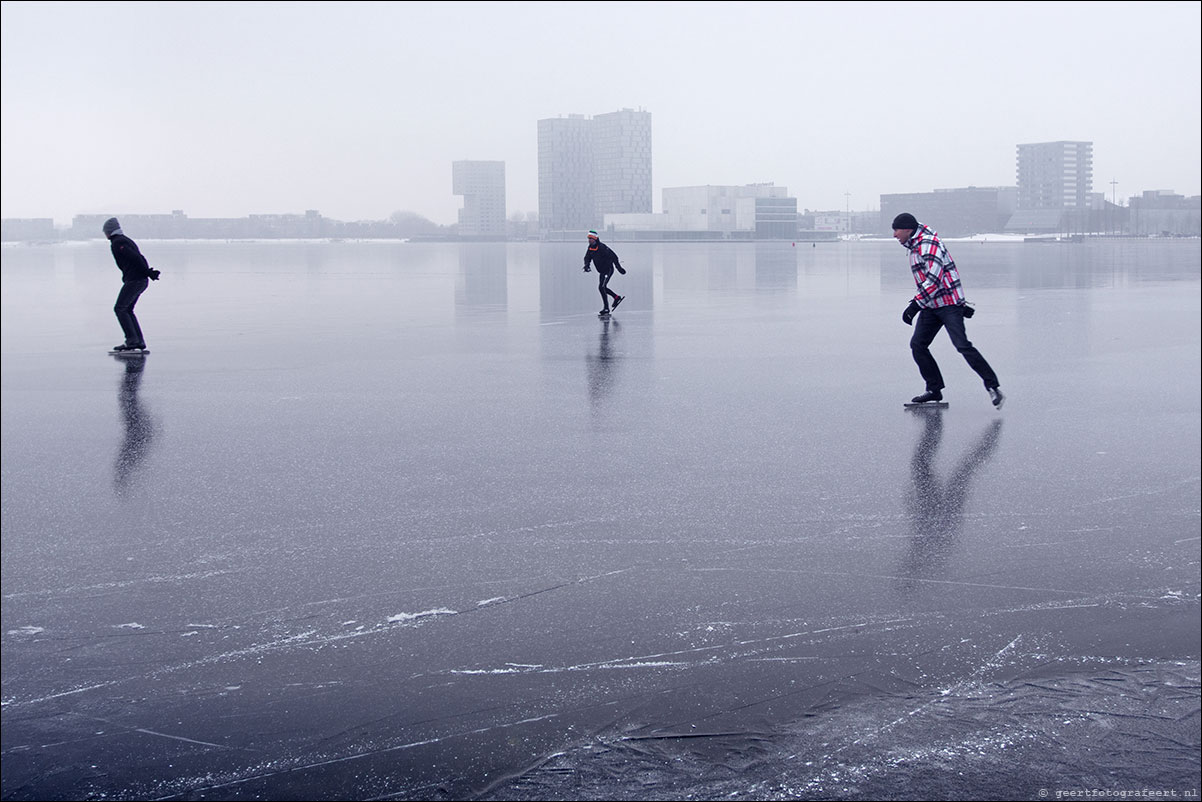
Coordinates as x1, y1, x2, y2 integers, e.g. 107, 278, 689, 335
911, 389, 943, 404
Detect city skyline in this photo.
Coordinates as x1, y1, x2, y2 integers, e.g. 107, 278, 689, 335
2, 2, 1200, 227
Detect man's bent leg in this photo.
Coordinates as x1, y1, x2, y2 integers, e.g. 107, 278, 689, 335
910, 310, 946, 392
939, 307, 999, 388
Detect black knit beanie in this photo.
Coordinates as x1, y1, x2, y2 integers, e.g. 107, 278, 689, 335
891, 212, 918, 231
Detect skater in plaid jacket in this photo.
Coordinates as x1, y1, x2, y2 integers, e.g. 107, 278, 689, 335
893, 212, 1004, 409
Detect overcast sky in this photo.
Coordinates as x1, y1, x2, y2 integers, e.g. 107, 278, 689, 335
2, 1, 1199, 227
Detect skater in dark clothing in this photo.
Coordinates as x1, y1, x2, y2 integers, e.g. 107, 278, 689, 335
103, 217, 160, 351
892, 212, 1004, 409
582, 230, 626, 315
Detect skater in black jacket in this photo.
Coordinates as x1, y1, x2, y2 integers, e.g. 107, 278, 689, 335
103, 217, 160, 352
582, 230, 626, 315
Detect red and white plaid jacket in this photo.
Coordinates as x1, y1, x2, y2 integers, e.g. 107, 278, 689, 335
904, 224, 965, 309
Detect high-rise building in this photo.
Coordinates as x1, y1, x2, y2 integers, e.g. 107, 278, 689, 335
538, 115, 594, 234
593, 109, 652, 219
452, 160, 506, 238
538, 109, 651, 233
1016, 141, 1093, 210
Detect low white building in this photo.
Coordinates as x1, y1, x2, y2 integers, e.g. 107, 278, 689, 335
605, 183, 796, 238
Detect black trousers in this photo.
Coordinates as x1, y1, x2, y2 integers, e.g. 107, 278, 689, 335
596, 268, 619, 306
910, 305, 999, 391
114, 277, 148, 347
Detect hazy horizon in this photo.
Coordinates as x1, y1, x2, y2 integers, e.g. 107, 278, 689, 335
2, 1, 1200, 227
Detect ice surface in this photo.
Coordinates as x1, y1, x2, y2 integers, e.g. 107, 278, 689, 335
2, 239, 1199, 800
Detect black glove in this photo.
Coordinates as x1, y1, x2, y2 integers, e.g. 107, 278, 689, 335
582, 265, 591, 272
148, 269, 161, 281
902, 300, 921, 325
962, 304, 975, 318
616, 265, 626, 275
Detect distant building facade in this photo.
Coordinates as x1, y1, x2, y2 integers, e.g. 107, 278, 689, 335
0, 218, 56, 241
799, 210, 877, 237
452, 160, 506, 239
1016, 141, 1093, 210
751, 194, 799, 239
592, 109, 652, 219
1128, 190, 1201, 236
538, 115, 594, 233
1, 210, 413, 240
663, 184, 795, 237
603, 183, 797, 240
880, 186, 1018, 237
812, 212, 851, 234
538, 109, 651, 235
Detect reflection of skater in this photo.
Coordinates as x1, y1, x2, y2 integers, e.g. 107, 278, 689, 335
113, 355, 155, 493
586, 316, 620, 409
892, 213, 1003, 409
901, 412, 1003, 583
103, 217, 160, 352
583, 230, 626, 316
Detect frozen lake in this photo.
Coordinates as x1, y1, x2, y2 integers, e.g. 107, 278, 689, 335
2, 238, 1199, 800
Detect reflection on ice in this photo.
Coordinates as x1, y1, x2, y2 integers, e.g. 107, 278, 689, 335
901, 412, 1003, 588
457, 242, 507, 311
112, 354, 156, 494
587, 316, 621, 410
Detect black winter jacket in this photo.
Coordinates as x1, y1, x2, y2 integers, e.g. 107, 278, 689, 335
109, 234, 155, 283
583, 240, 624, 273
